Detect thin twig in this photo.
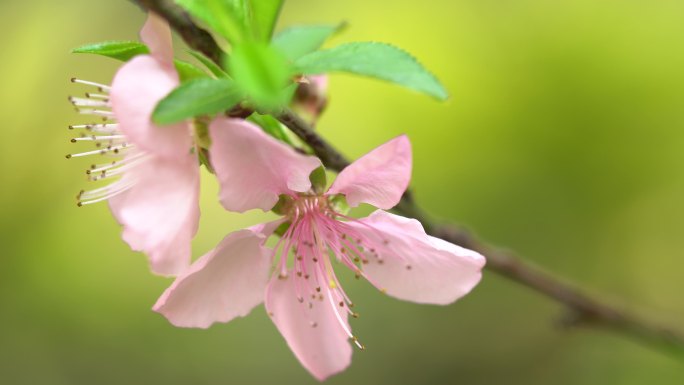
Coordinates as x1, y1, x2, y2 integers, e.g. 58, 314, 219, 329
131, 0, 222, 63
134, 0, 684, 358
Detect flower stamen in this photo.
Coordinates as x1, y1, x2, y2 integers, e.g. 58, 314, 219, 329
276, 194, 370, 350
68, 78, 147, 207
71, 77, 111, 92
68, 96, 110, 108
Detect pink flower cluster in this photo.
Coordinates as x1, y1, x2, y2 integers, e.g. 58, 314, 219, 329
69, 15, 485, 381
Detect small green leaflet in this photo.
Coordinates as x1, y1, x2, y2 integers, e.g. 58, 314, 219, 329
228, 43, 292, 111
177, 0, 283, 43
152, 78, 243, 125
272, 24, 343, 61
176, 0, 251, 44
294, 42, 448, 100
72, 41, 149, 61
187, 50, 229, 78
174, 60, 210, 82
248, 113, 294, 145
251, 0, 284, 41
73, 41, 208, 82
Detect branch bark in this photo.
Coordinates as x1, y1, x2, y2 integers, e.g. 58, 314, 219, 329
131, 0, 222, 64
133, 0, 684, 358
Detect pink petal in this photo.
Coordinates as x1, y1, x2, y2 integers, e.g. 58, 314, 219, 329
140, 12, 174, 65
110, 55, 192, 160
328, 135, 411, 210
249, 218, 287, 237
153, 229, 272, 328
209, 118, 322, 212
349, 210, 485, 305
109, 152, 199, 276
265, 273, 352, 381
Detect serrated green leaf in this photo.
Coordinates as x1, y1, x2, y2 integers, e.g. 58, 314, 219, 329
153, 78, 243, 125
176, 0, 251, 44
187, 50, 229, 78
228, 43, 292, 111
294, 42, 448, 100
272, 24, 343, 61
72, 41, 149, 61
74, 41, 206, 83
174, 59, 209, 82
251, 0, 283, 41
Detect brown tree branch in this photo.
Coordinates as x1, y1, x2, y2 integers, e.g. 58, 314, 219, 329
133, 0, 684, 358
131, 0, 222, 63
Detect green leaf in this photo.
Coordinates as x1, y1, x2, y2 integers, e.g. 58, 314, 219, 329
294, 42, 448, 100
248, 113, 294, 145
251, 0, 283, 41
228, 43, 292, 111
74, 41, 206, 83
272, 24, 343, 61
152, 78, 243, 125
176, 0, 252, 44
174, 60, 208, 82
187, 50, 229, 78
72, 41, 149, 61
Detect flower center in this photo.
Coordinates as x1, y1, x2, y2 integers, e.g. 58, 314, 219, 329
272, 194, 368, 349
286, 194, 334, 219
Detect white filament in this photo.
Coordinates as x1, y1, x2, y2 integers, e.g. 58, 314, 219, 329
77, 109, 114, 117
72, 135, 125, 142
71, 78, 111, 92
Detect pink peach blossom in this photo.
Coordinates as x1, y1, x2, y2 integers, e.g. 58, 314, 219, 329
154, 119, 486, 380
68, 13, 199, 276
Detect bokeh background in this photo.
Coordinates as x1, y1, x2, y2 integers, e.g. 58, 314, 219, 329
2, 0, 684, 383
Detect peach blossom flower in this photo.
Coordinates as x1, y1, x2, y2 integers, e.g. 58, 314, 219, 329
154, 119, 485, 380
68, 14, 198, 276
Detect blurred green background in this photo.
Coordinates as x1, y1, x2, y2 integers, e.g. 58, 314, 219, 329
1, 0, 683, 383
